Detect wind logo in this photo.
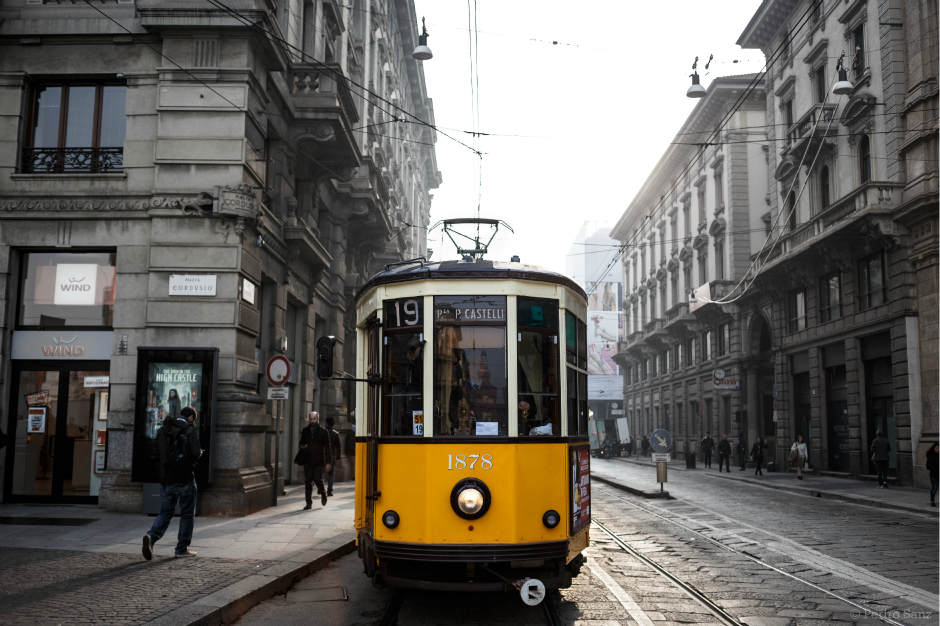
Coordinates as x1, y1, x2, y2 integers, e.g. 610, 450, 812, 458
53, 264, 98, 305
60, 276, 92, 292
42, 335, 85, 357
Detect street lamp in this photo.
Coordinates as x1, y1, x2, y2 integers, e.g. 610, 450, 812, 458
412, 17, 433, 61
833, 51, 854, 95
686, 55, 711, 99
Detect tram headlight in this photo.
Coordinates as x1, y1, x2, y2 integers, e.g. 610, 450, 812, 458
542, 510, 560, 529
382, 510, 400, 529
450, 478, 491, 520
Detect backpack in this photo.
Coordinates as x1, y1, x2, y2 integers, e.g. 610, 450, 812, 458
163, 425, 195, 483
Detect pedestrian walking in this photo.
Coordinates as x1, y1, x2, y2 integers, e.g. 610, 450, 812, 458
736, 433, 748, 471
142, 406, 202, 560
325, 416, 342, 497
298, 412, 333, 509
717, 435, 732, 473
701, 433, 715, 468
927, 443, 938, 507
789, 435, 808, 480
603, 438, 613, 461
870, 429, 891, 488
641, 436, 650, 457
750, 437, 766, 476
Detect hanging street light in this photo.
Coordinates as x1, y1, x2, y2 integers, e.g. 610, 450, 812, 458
687, 55, 712, 99
833, 51, 854, 95
412, 17, 433, 61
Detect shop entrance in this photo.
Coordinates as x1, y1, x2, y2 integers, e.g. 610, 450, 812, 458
5, 361, 109, 503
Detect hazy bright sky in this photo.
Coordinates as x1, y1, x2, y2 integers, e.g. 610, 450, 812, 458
411, 1, 766, 276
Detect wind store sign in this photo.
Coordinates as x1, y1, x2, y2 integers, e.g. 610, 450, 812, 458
12, 331, 114, 360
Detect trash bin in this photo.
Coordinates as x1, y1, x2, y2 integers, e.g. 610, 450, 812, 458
766, 461, 776, 472
685, 452, 696, 469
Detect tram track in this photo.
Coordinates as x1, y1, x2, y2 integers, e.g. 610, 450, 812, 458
376, 588, 565, 626
595, 486, 922, 626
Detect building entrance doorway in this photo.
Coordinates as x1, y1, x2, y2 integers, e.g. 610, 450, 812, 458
865, 356, 896, 476
794, 372, 812, 469
5, 361, 109, 503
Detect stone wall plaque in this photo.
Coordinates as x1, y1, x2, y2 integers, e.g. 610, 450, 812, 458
169, 274, 217, 296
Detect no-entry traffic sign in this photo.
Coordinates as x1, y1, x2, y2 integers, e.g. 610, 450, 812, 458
266, 355, 291, 387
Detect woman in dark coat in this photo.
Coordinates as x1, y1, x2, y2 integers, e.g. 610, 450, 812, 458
750, 437, 767, 476
166, 389, 182, 419
927, 443, 939, 507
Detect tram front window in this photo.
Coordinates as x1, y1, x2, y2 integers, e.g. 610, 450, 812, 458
383, 298, 424, 436
433, 296, 508, 436
517, 297, 559, 436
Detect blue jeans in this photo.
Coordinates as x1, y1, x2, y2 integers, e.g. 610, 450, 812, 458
930, 477, 938, 503
148, 481, 196, 554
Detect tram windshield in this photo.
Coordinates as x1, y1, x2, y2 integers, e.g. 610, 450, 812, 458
383, 298, 424, 436
517, 297, 560, 436
433, 296, 508, 436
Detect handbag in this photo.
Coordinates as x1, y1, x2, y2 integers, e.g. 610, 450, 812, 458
788, 448, 799, 464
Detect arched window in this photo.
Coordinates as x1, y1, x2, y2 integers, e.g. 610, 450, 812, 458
820, 165, 831, 210
787, 191, 797, 231
859, 135, 872, 183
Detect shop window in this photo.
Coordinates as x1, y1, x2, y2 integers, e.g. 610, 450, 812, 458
518, 297, 559, 436
819, 272, 842, 322
788, 288, 807, 332
18, 252, 116, 328
25, 82, 127, 173
433, 296, 507, 436
858, 251, 887, 310
383, 297, 424, 436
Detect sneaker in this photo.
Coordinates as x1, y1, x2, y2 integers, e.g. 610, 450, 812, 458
303, 503, 312, 510
142, 535, 153, 561
321, 492, 328, 506
175, 550, 197, 558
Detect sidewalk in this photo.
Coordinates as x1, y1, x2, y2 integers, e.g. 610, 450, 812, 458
603, 455, 938, 517
0, 483, 357, 626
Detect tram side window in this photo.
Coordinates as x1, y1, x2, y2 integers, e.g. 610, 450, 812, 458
517, 297, 559, 436
382, 298, 424, 436
565, 311, 589, 436
433, 296, 508, 436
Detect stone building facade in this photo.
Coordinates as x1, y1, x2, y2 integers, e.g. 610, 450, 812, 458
612, 76, 770, 460
0, 0, 440, 513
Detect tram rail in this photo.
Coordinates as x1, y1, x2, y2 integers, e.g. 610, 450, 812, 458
595, 487, 919, 626
376, 589, 564, 626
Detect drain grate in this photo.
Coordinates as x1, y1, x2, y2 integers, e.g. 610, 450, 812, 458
0, 517, 99, 526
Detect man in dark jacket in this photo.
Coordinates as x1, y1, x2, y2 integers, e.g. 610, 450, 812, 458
641, 436, 650, 457
299, 412, 333, 509
717, 435, 732, 473
325, 416, 341, 496
871, 429, 891, 488
143, 407, 202, 560
737, 433, 748, 471
701, 433, 715, 468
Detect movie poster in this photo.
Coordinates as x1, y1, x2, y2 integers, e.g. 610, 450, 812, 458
145, 363, 203, 439
571, 449, 591, 531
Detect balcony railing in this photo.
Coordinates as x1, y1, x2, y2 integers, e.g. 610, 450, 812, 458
787, 103, 836, 147
22, 147, 124, 174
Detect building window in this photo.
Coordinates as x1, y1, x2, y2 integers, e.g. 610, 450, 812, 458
783, 99, 794, 128
812, 0, 823, 22
683, 204, 691, 237
697, 187, 706, 224
702, 330, 712, 360
687, 336, 697, 365
675, 342, 684, 369
859, 135, 872, 183
852, 24, 866, 75
642, 358, 649, 379
640, 295, 647, 326
652, 353, 659, 377
787, 191, 798, 231
788, 288, 807, 332
671, 275, 679, 306
718, 322, 731, 356
660, 283, 667, 317
858, 251, 887, 310
698, 252, 707, 286
715, 239, 725, 280
18, 251, 117, 328
819, 272, 842, 322
783, 29, 791, 60
683, 265, 692, 298
664, 349, 671, 373
819, 165, 831, 210
714, 172, 724, 208
649, 290, 656, 323
815, 66, 826, 104
25, 82, 127, 173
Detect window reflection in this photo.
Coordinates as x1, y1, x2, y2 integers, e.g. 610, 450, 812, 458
518, 297, 559, 436
383, 332, 424, 436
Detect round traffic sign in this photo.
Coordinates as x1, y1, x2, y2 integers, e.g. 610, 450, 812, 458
266, 355, 291, 387
650, 429, 673, 453
519, 578, 546, 606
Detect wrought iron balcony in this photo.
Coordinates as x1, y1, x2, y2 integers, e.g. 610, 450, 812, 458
22, 147, 123, 174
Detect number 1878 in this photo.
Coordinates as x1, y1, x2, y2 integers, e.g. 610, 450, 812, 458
447, 454, 493, 470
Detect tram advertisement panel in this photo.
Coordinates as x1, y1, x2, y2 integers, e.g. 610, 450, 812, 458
571, 448, 590, 531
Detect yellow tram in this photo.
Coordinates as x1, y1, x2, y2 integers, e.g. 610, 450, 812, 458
326, 257, 592, 598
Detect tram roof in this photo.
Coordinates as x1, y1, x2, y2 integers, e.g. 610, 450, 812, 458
356, 259, 587, 301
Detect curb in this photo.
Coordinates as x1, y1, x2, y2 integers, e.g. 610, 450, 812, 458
591, 473, 671, 499
145, 532, 358, 626
704, 471, 939, 517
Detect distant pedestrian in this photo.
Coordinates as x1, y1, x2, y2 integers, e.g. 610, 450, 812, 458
325, 416, 341, 497
737, 433, 748, 471
603, 438, 613, 461
790, 435, 808, 480
641, 436, 650, 457
701, 433, 715, 468
717, 435, 732, 473
870, 429, 891, 488
927, 443, 938, 507
299, 412, 334, 509
143, 406, 202, 560
750, 437, 766, 476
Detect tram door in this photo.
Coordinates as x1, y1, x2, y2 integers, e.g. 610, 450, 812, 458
364, 319, 380, 536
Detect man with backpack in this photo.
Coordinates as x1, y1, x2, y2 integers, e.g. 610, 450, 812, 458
142, 406, 202, 560
299, 411, 333, 509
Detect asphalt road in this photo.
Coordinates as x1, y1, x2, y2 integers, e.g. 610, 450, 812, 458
233, 462, 938, 626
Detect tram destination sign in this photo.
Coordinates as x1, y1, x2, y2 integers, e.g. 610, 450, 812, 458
434, 295, 506, 323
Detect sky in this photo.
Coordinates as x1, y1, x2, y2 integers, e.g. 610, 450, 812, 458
411, 0, 767, 277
